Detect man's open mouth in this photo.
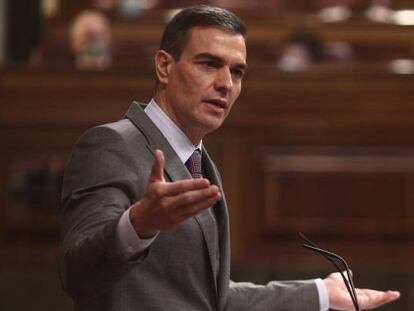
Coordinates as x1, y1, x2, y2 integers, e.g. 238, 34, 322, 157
204, 99, 227, 109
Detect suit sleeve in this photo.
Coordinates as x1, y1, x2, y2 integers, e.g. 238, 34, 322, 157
205, 157, 321, 311
224, 279, 320, 311
59, 125, 150, 300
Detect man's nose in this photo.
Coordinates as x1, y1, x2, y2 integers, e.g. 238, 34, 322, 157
215, 68, 233, 94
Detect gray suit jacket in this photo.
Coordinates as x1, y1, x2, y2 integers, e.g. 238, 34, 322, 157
60, 102, 320, 311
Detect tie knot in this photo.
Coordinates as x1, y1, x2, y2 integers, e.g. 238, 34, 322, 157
185, 149, 202, 179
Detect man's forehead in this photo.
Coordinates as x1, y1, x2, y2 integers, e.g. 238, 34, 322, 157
184, 26, 247, 60
187, 25, 246, 42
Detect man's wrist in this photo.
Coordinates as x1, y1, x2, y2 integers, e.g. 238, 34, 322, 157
117, 207, 158, 261
129, 202, 158, 238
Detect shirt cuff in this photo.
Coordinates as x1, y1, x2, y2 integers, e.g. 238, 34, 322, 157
315, 278, 330, 311
116, 207, 158, 261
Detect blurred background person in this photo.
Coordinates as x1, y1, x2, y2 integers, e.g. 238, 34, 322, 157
69, 10, 112, 70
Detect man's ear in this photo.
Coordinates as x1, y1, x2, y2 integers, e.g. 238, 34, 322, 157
154, 50, 174, 85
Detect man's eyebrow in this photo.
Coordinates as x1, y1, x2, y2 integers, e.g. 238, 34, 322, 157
194, 53, 223, 62
194, 52, 248, 70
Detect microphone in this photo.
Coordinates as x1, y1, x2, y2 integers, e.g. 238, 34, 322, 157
299, 233, 361, 311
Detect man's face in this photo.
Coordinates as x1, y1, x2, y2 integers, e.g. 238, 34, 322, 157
158, 26, 247, 143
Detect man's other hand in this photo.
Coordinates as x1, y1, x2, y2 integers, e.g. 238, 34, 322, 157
324, 272, 400, 310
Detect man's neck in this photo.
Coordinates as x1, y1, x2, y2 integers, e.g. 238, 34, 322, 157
153, 92, 203, 145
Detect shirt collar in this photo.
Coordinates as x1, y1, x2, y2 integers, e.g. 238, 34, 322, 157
144, 99, 202, 163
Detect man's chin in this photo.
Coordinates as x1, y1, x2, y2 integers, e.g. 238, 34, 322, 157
202, 119, 225, 134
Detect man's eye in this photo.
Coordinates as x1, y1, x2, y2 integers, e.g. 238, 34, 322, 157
232, 69, 245, 79
202, 61, 218, 68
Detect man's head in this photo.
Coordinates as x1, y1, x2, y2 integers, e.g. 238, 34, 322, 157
160, 5, 246, 61
154, 5, 248, 144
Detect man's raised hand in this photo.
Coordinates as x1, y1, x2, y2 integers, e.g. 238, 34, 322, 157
130, 149, 221, 238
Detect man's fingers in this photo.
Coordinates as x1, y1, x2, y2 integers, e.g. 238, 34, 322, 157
179, 192, 222, 219
164, 185, 220, 212
149, 149, 165, 182
134, 184, 221, 234
357, 289, 400, 309
149, 178, 211, 197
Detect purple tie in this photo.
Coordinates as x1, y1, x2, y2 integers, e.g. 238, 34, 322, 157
185, 149, 203, 179
186, 149, 220, 279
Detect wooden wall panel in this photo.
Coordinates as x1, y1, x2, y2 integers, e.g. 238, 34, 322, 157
261, 148, 414, 236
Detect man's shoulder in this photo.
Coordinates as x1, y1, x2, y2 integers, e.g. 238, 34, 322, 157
89, 101, 148, 140
94, 118, 148, 144
74, 117, 144, 149
100, 101, 147, 135
99, 118, 136, 136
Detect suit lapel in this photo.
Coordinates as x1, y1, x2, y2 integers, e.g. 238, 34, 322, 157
125, 102, 189, 181
125, 102, 221, 292
202, 149, 231, 307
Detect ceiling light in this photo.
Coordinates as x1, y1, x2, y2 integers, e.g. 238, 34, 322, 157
388, 59, 414, 74
392, 9, 414, 25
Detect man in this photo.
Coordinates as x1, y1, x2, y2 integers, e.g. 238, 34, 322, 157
60, 5, 400, 310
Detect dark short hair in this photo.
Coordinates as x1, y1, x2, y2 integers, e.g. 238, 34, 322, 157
159, 5, 247, 60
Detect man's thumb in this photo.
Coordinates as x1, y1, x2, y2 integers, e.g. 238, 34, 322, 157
149, 149, 165, 182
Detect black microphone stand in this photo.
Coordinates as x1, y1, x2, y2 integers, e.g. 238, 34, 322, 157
299, 233, 361, 311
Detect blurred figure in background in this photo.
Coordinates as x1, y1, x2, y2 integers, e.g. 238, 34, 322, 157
277, 27, 323, 72
69, 10, 112, 70
277, 26, 354, 72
